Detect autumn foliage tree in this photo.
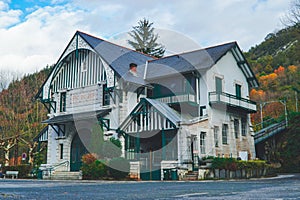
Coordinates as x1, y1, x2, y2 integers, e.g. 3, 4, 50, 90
0, 66, 52, 166
250, 65, 300, 126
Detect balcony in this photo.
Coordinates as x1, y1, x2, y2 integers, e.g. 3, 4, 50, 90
209, 92, 257, 113
152, 93, 197, 104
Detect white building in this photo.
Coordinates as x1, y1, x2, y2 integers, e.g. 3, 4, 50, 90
35, 31, 258, 180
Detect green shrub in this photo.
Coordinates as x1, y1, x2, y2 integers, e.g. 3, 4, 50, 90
81, 159, 107, 180
108, 157, 130, 179
211, 157, 267, 171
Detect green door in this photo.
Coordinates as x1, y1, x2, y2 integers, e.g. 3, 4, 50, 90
215, 77, 222, 94
70, 134, 88, 171
235, 84, 242, 99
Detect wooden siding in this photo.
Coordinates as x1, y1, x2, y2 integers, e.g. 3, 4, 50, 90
52, 49, 106, 93
124, 105, 175, 133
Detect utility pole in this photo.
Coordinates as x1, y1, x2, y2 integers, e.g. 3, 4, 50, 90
295, 91, 298, 112
260, 100, 288, 128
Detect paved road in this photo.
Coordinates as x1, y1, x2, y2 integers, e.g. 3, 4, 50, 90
0, 174, 299, 199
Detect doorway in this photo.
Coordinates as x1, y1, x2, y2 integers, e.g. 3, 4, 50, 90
70, 134, 88, 171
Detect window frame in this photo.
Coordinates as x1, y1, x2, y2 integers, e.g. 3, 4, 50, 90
222, 124, 228, 145
103, 84, 110, 106
235, 83, 242, 99
214, 126, 219, 147
215, 76, 223, 94
59, 143, 64, 159
241, 118, 247, 136
234, 119, 240, 139
200, 132, 206, 154
60, 92, 67, 112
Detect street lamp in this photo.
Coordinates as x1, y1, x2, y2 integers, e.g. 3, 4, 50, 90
259, 100, 288, 129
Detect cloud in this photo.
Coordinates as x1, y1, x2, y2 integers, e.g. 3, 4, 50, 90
0, 1, 22, 28
0, 0, 291, 76
0, 4, 88, 74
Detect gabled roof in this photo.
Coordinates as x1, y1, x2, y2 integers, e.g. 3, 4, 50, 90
145, 98, 181, 126
36, 32, 258, 101
142, 41, 258, 88
42, 109, 111, 124
118, 98, 181, 132
144, 42, 236, 79
77, 31, 153, 78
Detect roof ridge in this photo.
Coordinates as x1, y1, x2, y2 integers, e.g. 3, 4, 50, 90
77, 30, 155, 59
148, 41, 237, 62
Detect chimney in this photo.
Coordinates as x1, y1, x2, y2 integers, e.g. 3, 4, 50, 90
129, 63, 137, 76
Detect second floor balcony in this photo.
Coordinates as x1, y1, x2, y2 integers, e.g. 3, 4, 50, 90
209, 92, 257, 113
152, 93, 197, 104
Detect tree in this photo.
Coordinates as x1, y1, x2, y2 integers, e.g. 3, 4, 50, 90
282, 0, 300, 27
128, 18, 165, 58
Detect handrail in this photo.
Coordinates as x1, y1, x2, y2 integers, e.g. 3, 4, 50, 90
254, 121, 286, 139
209, 91, 256, 105
151, 92, 195, 99
41, 160, 69, 172
50, 160, 70, 171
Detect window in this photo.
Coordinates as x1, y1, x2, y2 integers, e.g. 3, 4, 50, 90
234, 119, 240, 138
103, 84, 110, 106
242, 118, 247, 136
200, 132, 206, 154
235, 84, 242, 99
222, 124, 228, 144
127, 135, 136, 160
215, 77, 222, 94
60, 92, 66, 112
214, 126, 219, 147
60, 144, 64, 159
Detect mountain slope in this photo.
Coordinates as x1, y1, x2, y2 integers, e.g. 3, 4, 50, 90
246, 25, 300, 75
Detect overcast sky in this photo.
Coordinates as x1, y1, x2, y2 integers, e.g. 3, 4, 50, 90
0, 0, 291, 75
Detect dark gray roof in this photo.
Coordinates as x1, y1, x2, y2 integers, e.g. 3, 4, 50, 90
144, 42, 237, 79
42, 109, 111, 124
78, 31, 153, 78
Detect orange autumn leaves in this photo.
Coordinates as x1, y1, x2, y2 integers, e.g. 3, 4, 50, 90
251, 65, 299, 101
250, 65, 299, 125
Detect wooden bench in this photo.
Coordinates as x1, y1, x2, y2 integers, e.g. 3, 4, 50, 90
5, 171, 19, 179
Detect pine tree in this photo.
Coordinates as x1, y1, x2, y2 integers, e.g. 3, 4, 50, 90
128, 18, 165, 58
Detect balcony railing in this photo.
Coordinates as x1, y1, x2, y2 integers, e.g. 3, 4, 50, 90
152, 93, 197, 104
209, 92, 257, 113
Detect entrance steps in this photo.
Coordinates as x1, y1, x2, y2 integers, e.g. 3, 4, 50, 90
46, 171, 82, 180
181, 171, 198, 181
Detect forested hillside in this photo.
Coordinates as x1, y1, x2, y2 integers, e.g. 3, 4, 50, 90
246, 25, 300, 73
246, 24, 300, 172
0, 66, 52, 165
246, 25, 300, 126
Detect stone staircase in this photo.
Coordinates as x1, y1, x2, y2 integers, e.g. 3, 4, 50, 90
45, 171, 82, 180
181, 171, 199, 181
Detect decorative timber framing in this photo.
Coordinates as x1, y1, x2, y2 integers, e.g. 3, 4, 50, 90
118, 98, 180, 134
